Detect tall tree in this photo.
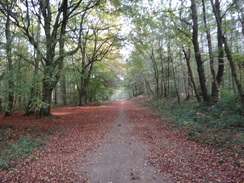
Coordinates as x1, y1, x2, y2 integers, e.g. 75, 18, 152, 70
202, 0, 219, 103
223, 36, 244, 108
76, 22, 120, 106
25, 7, 42, 116
210, 0, 224, 100
182, 47, 201, 102
4, 2, 14, 116
191, 0, 210, 104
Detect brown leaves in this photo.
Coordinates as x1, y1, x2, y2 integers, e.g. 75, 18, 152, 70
125, 102, 243, 182
0, 102, 243, 182
0, 105, 117, 182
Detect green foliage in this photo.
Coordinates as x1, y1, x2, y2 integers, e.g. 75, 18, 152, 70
143, 95, 244, 155
0, 125, 53, 170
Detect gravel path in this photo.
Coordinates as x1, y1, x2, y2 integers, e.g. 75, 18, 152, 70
84, 101, 170, 183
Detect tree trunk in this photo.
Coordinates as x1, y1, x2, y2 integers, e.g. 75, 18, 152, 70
191, 0, 210, 104
211, 0, 224, 92
171, 57, 181, 104
182, 48, 201, 102
39, 68, 56, 117
60, 75, 67, 105
54, 87, 58, 105
79, 85, 87, 106
202, 0, 219, 103
222, 36, 244, 108
5, 10, 14, 116
39, 87, 52, 117
150, 48, 159, 97
159, 46, 165, 98
25, 8, 41, 115
79, 63, 93, 106
142, 75, 154, 96
185, 72, 192, 100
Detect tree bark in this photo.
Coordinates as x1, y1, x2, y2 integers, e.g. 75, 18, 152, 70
222, 36, 244, 108
191, 0, 210, 104
171, 57, 181, 104
39, 87, 52, 116
60, 75, 67, 105
39, 0, 69, 116
5, 9, 14, 116
25, 7, 41, 116
142, 75, 154, 96
182, 48, 201, 102
149, 48, 159, 97
212, 0, 225, 87
202, 0, 219, 103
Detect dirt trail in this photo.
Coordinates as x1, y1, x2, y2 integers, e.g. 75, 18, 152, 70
84, 101, 170, 183
1, 100, 242, 182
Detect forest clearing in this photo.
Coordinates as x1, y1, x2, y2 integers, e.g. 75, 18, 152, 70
0, 100, 243, 182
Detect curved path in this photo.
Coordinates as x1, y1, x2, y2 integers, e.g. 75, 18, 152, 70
84, 101, 170, 183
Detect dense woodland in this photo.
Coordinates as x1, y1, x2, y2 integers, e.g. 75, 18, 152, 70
0, 0, 243, 116
0, 0, 125, 117
124, 0, 244, 107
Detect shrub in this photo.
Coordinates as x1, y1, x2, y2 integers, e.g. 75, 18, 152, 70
140, 96, 244, 155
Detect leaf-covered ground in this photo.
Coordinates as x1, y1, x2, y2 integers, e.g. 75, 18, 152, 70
0, 105, 117, 182
126, 101, 243, 182
0, 101, 243, 182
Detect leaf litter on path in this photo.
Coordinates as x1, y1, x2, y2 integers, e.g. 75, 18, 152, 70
0, 101, 243, 182
126, 101, 243, 182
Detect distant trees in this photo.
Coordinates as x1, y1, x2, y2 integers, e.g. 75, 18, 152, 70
124, 0, 244, 108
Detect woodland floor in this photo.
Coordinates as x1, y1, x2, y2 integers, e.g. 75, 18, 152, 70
0, 100, 243, 182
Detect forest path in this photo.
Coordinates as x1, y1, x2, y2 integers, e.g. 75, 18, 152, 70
83, 100, 170, 183
1, 100, 242, 182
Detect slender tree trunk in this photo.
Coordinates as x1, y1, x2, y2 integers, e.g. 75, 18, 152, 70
191, 0, 210, 104
159, 47, 165, 98
222, 36, 244, 108
25, 8, 41, 115
150, 48, 159, 97
54, 87, 58, 105
142, 75, 154, 96
211, 0, 224, 87
185, 72, 192, 100
202, 0, 220, 103
60, 75, 67, 105
171, 57, 181, 104
182, 48, 201, 102
141, 75, 149, 96
5, 11, 14, 116
167, 57, 170, 97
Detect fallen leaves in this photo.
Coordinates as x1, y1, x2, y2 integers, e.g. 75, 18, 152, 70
0, 105, 118, 182
125, 102, 243, 182
0, 101, 243, 182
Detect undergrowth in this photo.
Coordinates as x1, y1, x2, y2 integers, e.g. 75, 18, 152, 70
0, 124, 54, 170
135, 94, 244, 157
